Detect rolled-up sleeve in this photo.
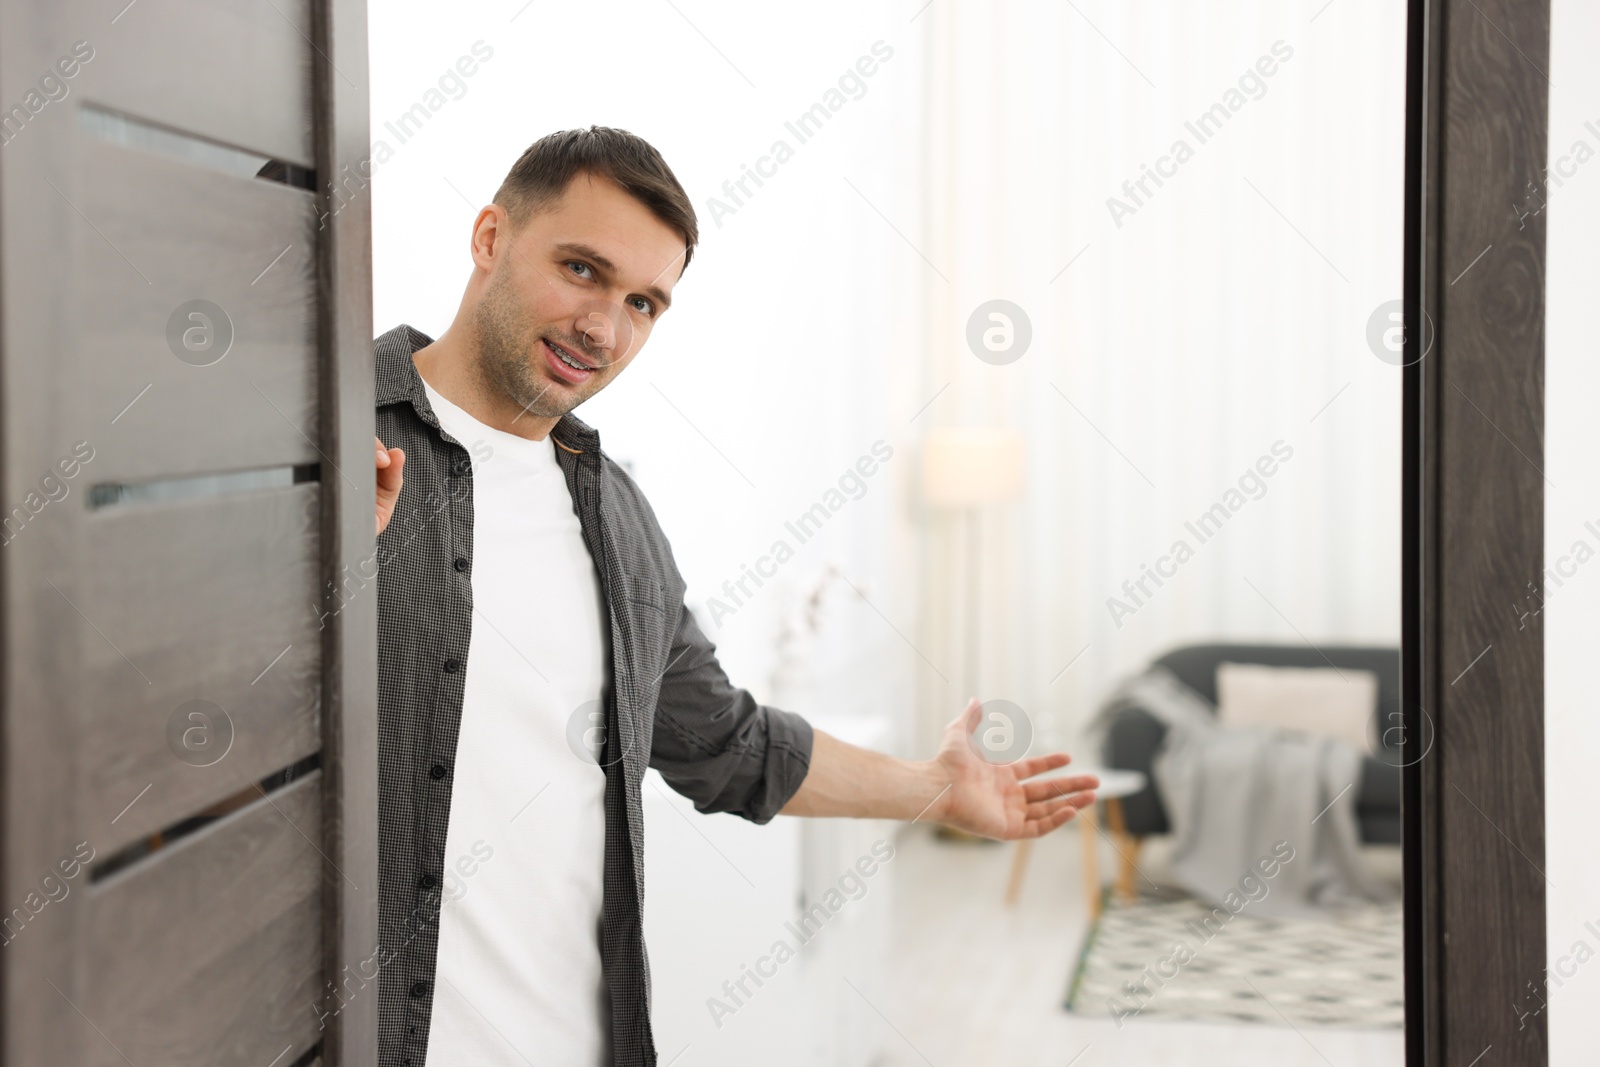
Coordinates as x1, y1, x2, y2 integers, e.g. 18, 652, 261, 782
648, 601, 813, 823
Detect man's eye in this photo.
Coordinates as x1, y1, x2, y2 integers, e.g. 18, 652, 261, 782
630, 296, 654, 316
567, 261, 592, 278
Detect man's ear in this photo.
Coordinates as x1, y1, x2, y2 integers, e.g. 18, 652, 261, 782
471, 205, 509, 272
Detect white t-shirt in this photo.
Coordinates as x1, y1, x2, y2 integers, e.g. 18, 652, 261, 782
420, 377, 610, 1066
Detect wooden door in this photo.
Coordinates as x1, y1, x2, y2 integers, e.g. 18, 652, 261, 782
0, 0, 375, 1063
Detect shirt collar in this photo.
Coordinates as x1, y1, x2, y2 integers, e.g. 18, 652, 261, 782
375, 323, 602, 455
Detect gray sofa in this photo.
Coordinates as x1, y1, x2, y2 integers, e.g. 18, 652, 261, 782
1100, 643, 1402, 845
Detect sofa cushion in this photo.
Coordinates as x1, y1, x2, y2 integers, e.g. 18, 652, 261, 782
1151, 643, 1402, 758
1215, 661, 1379, 753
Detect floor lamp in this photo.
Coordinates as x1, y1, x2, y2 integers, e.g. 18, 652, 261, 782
921, 427, 1027, 767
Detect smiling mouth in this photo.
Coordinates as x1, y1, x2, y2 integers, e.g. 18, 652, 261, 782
544, 337, 597, 373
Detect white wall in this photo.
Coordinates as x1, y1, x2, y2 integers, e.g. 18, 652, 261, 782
367, 0, 923, 752
1545, 0, 1600, 1056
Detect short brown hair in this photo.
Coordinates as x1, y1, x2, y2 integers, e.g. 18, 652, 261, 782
494, 126, 699, 273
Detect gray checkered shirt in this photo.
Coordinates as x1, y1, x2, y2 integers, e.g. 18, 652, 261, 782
372, 325, 815, 1066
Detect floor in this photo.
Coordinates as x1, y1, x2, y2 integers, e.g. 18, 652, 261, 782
875, 824, 1406, 1067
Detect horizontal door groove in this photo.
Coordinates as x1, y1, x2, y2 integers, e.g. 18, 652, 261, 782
89, 752, 322, 886
80, 103, 317, 190
89, 463, 319, 509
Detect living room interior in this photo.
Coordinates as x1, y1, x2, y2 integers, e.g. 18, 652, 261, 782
369, 1, 1408, 1064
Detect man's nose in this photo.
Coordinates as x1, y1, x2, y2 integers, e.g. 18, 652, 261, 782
577, 307, 619, 351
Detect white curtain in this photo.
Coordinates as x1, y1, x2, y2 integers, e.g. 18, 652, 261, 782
912, 0, 1408, 756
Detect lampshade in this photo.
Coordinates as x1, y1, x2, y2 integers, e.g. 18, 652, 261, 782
921, 426, 1026, 507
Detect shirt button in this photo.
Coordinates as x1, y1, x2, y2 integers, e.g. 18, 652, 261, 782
443, 657, 460, 673
452, 457, 471, 475
418, 873, 438, 888
453, 557, 468, 572
429, 763, 447, 780
410, 981, 429, 998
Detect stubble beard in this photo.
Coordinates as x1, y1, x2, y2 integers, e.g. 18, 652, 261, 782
473, 269, 604, 421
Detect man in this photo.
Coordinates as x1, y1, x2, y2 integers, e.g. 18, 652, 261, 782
372, 126, 1097, 1066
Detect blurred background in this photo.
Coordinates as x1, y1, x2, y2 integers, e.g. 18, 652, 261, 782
370, 1, 1407, 1064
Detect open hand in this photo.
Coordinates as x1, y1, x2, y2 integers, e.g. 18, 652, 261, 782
928, 698, 1098, 839
376, 436, 405, 535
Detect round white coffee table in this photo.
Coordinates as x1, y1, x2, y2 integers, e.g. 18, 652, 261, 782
1003, 766, 1148, 920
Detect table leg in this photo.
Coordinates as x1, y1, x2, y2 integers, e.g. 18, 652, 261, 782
1104, 797, 1142, 905
1117, 836, 1144, 904
1080, 803, 1101, 922
1004, 839, 1032, 906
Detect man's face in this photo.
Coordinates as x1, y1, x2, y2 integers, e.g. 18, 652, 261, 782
472, 172, 685, 420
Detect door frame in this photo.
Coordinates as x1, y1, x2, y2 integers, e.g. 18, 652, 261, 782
1403, 0, 1551, 1063
313, 0, 379, 1063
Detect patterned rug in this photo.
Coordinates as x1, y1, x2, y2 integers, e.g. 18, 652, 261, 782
1065, 889, 1404, 1029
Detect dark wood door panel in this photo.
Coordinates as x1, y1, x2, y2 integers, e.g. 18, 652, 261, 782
67, 0, 316, 167
80, 772, 324, 1067
80, 482, 323, 854
71, 137, 319, 483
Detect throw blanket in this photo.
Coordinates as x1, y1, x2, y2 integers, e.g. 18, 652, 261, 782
1087, 667, 1397, 918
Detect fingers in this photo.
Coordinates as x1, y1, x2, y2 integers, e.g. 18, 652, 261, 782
376, 447, 406, 492
375, 437, 406, 536
1012, 752, 1071, 780
1020, 797, 1089, 838
1021, 775, 1099, 803
1023, 792, 1094, 822
375, 437, 406, 471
